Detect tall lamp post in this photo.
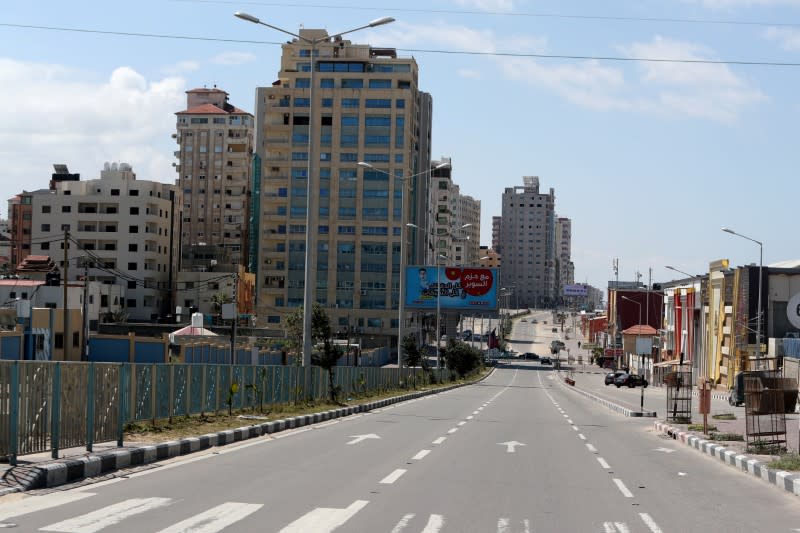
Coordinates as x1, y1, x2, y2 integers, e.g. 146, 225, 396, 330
358, 161, 450, 369
621, 295, 646, 413
235, 12, 395, 369
722, 227, 764, 369
436, 253, 449, 369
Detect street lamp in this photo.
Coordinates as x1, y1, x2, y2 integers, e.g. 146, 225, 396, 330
235, 12, 395, 368
357, 161, 449, 369
721, 227, 764, 368
621, 295, 645, 412
436, 253, 449, 369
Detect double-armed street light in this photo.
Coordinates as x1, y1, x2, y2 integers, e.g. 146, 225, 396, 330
235, 12, 394, 368
358, 161, 450, 369
721, 227, 764, 368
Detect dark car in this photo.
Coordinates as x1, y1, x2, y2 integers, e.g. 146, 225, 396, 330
605, 371, 627, 386
523, 352, 540, 360
614, 373, 648, 388
540, 357, 552, 365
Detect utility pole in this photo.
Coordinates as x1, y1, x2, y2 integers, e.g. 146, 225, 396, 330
63, 228, 69, 361
230, 267, 238, 365
81, 258, 89, 361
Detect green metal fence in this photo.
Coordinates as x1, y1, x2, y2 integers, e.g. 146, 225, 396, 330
0, 361, 451, 465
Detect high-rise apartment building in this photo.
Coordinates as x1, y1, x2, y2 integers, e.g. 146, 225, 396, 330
175, 87, 253, 266
499, 176, 556, 308
492, 216, 502, 254
451, 183, 481, 265
252, 30, 431, 336
26, 162, 179, 321
555, 216, 574, 299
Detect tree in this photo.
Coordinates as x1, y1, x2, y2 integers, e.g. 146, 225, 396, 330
285, 303, 330, 360
443, 339, 482, 378
312, 339, 344, 403
402, 334, 423, 389
211, 291, 232, 325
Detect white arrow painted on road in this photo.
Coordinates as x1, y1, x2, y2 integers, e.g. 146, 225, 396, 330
498, 441, 526, 453
347, 434, 380, 445
654, 447, 675, 453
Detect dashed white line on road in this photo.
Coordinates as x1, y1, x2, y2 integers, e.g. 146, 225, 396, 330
279, 500, 368, 533
41, 497, 173, 533
413, 450, 431, 460
639, 513, 663, 533
380, 469, 407, 484
562, 414, 569, 418
390, 513, 415, 533
597, 457, 611, 469
613, 478, 634, 498
567, 419, 573, 424
586, 443, 598, 453
421, 514, 445, 533
448, 428, 459, 434
458, 421, 466, 426
432, 437, 446, 445
156, 502, 263, 533
572, 425, 579, 431
578, 434, 586, 440
467, 415, 474, 420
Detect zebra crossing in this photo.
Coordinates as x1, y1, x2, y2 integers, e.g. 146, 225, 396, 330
0, 493, 657, 532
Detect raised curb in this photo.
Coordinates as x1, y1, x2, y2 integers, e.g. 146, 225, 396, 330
0, 371, 493, 494
555, 371, 657, 417
654, 421, 800, 497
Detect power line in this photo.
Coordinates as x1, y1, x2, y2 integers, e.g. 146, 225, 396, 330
3, 22, 800, 67
171, 0, 800, 29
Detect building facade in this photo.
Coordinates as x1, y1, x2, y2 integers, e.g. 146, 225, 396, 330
451, 183, 481, 266
555, 216, 574, 300
499, 176, 556, 308
175, 87, 254, 267
252, 30, 431, 337
26, 162, 180, 321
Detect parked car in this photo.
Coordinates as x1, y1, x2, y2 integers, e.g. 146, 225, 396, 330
605, 371, 627, 386
540, 357, 552, 365
523, 352, 540, 360
614, 373, 648, 388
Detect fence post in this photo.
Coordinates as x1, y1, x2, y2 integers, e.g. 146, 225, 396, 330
150, 363, 157, 425
50, 362, 62, 458
215, 365, 220, 414
201, 364, 207, 414
168, 364, 175, 421
117, 363, 126, 447
185, 364, 192, 417
86, 362, 95, 453
8, 361, 19, 466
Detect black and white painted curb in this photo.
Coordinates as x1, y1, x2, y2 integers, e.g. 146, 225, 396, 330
0, 372, 493, 496
654, 421, 800, 497
555, 371, 657, 418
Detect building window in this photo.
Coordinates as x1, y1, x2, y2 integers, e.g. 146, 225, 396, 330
127, 298, 137, 308
41, 224, 50, 232
129, 225, 139, 233
128, 262, 137, 270
41, 242, 50, 250
130, 207, 139, 215
42, 205, 51, 213
129, 243, 138, 252
129, 190, 139, 196
61, 205, 71, 213
111, 189, 120, 196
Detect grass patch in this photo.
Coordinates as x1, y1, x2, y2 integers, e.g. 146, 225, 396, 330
768, 454, 800, 471
124, 369, 491, 443
710, 433, 744, 441
748, 440, 786, 455
711, 413, 737, 420
687, 424, 718, 432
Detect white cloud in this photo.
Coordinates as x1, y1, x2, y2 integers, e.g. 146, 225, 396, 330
452, 0, 516, 12
0, 58, 185, 204
211, 51, 257, 65
764, 27, 800, 51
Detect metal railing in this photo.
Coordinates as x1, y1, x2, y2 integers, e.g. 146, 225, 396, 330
1, 361, 451, 465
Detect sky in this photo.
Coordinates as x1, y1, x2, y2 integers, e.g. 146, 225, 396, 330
2, 0, 800, 291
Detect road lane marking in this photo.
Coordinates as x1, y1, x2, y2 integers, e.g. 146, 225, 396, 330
472, 411, 479, 415
567, 419, 573, 424
421, 514, 444, 533
41, 497, 173, 533
155, 502, 262, 533
279, 500, 368, 533
578, 433, 586, 440
458, 421, 467, 426
448, 428, 459, 434
432, 437, 446, 445
497, 518, 509, 532
413, 450, 431, 460
467, 415, 474, 420
390, 513, 415, 533
347, 434, 380, 445
639, 513, 664, 533
613, 478, 634, 498
586, 443, 598, 453
597, 457, 611, 469
380, 469, 407, 484
0, 492, 96, 521
562, 414, 569, 418
572, 425, 579, 431
603, 523, 630, 532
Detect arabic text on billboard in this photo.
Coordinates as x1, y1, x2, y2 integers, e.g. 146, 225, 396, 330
563, 284, 588, 297
404, 266, 498, 310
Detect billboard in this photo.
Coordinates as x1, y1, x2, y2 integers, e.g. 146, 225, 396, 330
563, 284, 588, 297
405, 266, 498, 310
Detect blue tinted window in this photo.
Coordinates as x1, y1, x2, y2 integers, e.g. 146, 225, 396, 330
363, 170, 388, 181
369, 79, 392, 89
340, 153, 357, 162
296, 78, 310, 88
341, 135, 358, 147
342, 79, 363, 89
321, 98, 333, 107
365, 116, 391, 126
291, 152, 308, 161
366, 99, 391, 108
278, 188, 288, 197
341, 116, 359, 126
295, 98, 310, 107
342, 98, 359, 108
396, 99, 405, 108
291, 168, 307, 178
320, 78, 334, 88
363, 153, 389, 162
395, 154, 403, 163
339, 207, 356, 217
365, 136, 390, 145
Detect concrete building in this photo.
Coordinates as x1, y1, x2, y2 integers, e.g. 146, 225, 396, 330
479, 246, 501, 269
25, 162, 180, 322
555, 216, 574, 301
174, 87, 254, 267
252, 30, 432, 339
492, 216, 502, 254
499, 176, 556, 308
451, 184, 481, 266
0, 220, 10, 273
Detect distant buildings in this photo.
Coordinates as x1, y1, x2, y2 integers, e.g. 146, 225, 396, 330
499, 176, 556, 308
